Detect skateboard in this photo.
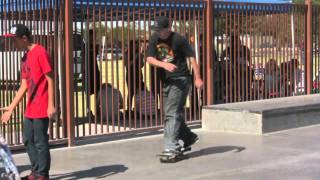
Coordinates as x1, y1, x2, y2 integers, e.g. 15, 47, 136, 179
0, 137, 20, 180
157, 147, 192, 163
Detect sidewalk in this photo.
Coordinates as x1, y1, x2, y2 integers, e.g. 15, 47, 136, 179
11, 125, 320, 180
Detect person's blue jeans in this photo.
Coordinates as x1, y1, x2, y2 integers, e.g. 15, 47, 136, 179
23, 118, 51, 177
163, 76, 196, 151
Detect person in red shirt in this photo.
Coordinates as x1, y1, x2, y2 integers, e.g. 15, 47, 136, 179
0, 24, 55, 180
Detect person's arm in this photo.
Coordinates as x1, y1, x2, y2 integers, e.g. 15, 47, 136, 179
188, 57, 203, 89
39, 52, 56, 119
189, 57, 201, 80
0, 79, 28, 123
145, 36, 177, 72
180, 37, 203, 89
46, 72, 56, 119
146, 57, 177, 72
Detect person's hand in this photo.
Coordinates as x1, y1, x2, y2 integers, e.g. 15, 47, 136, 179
0, 107, 13, 124
47, 105, 56, 119
163, 63, 177, 72
195, 78, 204, 89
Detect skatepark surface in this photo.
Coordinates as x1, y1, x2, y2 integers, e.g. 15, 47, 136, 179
9, 125, 320, 180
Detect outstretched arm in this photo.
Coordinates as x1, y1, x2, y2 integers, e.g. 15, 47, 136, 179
188, 57, 203, 89
0, 79, 28, 124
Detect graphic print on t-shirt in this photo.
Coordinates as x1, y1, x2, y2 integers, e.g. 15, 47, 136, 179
156, 43, 174, 63
21, 61, 37, 102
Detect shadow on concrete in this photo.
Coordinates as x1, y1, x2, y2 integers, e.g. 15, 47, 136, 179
186, 146, 246, 159
0, 164, 30, 173
75, 124, 201, 147
0, 164, 30, 178
50, 164, 128, 180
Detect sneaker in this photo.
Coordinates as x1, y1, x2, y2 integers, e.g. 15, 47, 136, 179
161, 149, 182, 156
183, 135, 199, 151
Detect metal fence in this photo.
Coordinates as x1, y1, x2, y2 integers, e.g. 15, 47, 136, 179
213, 2, 307, 104
0, 0, 318, 147
71, 0, 205, 139
312, 5, 320, 93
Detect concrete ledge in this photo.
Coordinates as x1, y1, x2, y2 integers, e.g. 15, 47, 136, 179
202, 94, 320, 134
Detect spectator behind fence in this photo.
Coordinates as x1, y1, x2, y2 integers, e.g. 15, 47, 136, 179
290, 59, 302, 95
81, 29, 101, 120
280, 62, 289, 97
280, 59, 301, 97
221, 35, 252, 102
264, 59, 280, 98
124, 40, 146, 112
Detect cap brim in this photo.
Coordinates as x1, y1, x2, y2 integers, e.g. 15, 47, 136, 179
1, 34, 16, 37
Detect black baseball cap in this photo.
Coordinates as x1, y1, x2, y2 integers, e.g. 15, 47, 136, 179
151, 16, 171, 31
2, 24, 31, 38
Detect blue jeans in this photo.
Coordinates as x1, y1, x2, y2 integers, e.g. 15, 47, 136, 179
163, 76, 196, 151
23, 118, 51, 176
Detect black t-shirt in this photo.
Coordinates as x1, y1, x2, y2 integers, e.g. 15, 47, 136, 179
146, 32, 195, 80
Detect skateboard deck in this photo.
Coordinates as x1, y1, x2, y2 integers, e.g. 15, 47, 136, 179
157, 153, 186, 163
157, 148, 191, 163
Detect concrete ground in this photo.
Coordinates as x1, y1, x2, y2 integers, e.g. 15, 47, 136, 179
9, 125, 320, 180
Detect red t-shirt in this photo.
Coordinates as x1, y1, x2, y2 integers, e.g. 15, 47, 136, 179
21, 45, 52, 118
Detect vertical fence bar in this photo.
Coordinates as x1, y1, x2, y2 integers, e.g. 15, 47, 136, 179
306, 0, 313, 94
232, 4, 236, 102
137, 1, 143, 129
315, 5, 319, 93
104, 2, 110, 133
200, 0, 205, 119
143, 0, 148, 127
79, 0, 84, 137
226, 4, 230, 103
98, 0, 103, 134
237, 6, 241, 102
285, 5, 290, 97
132, 1, 137, 129
115, 1, 121, 133
205, 0, 213, 105
121, 0, 126, 131
73, 0, 79, 138
65, 0, 75, 147
159, 0, 164, 127
93, 0, 98, 135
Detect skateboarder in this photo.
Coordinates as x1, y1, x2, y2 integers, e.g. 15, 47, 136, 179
0, 24, 55, 180
146, 16, 203, 161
